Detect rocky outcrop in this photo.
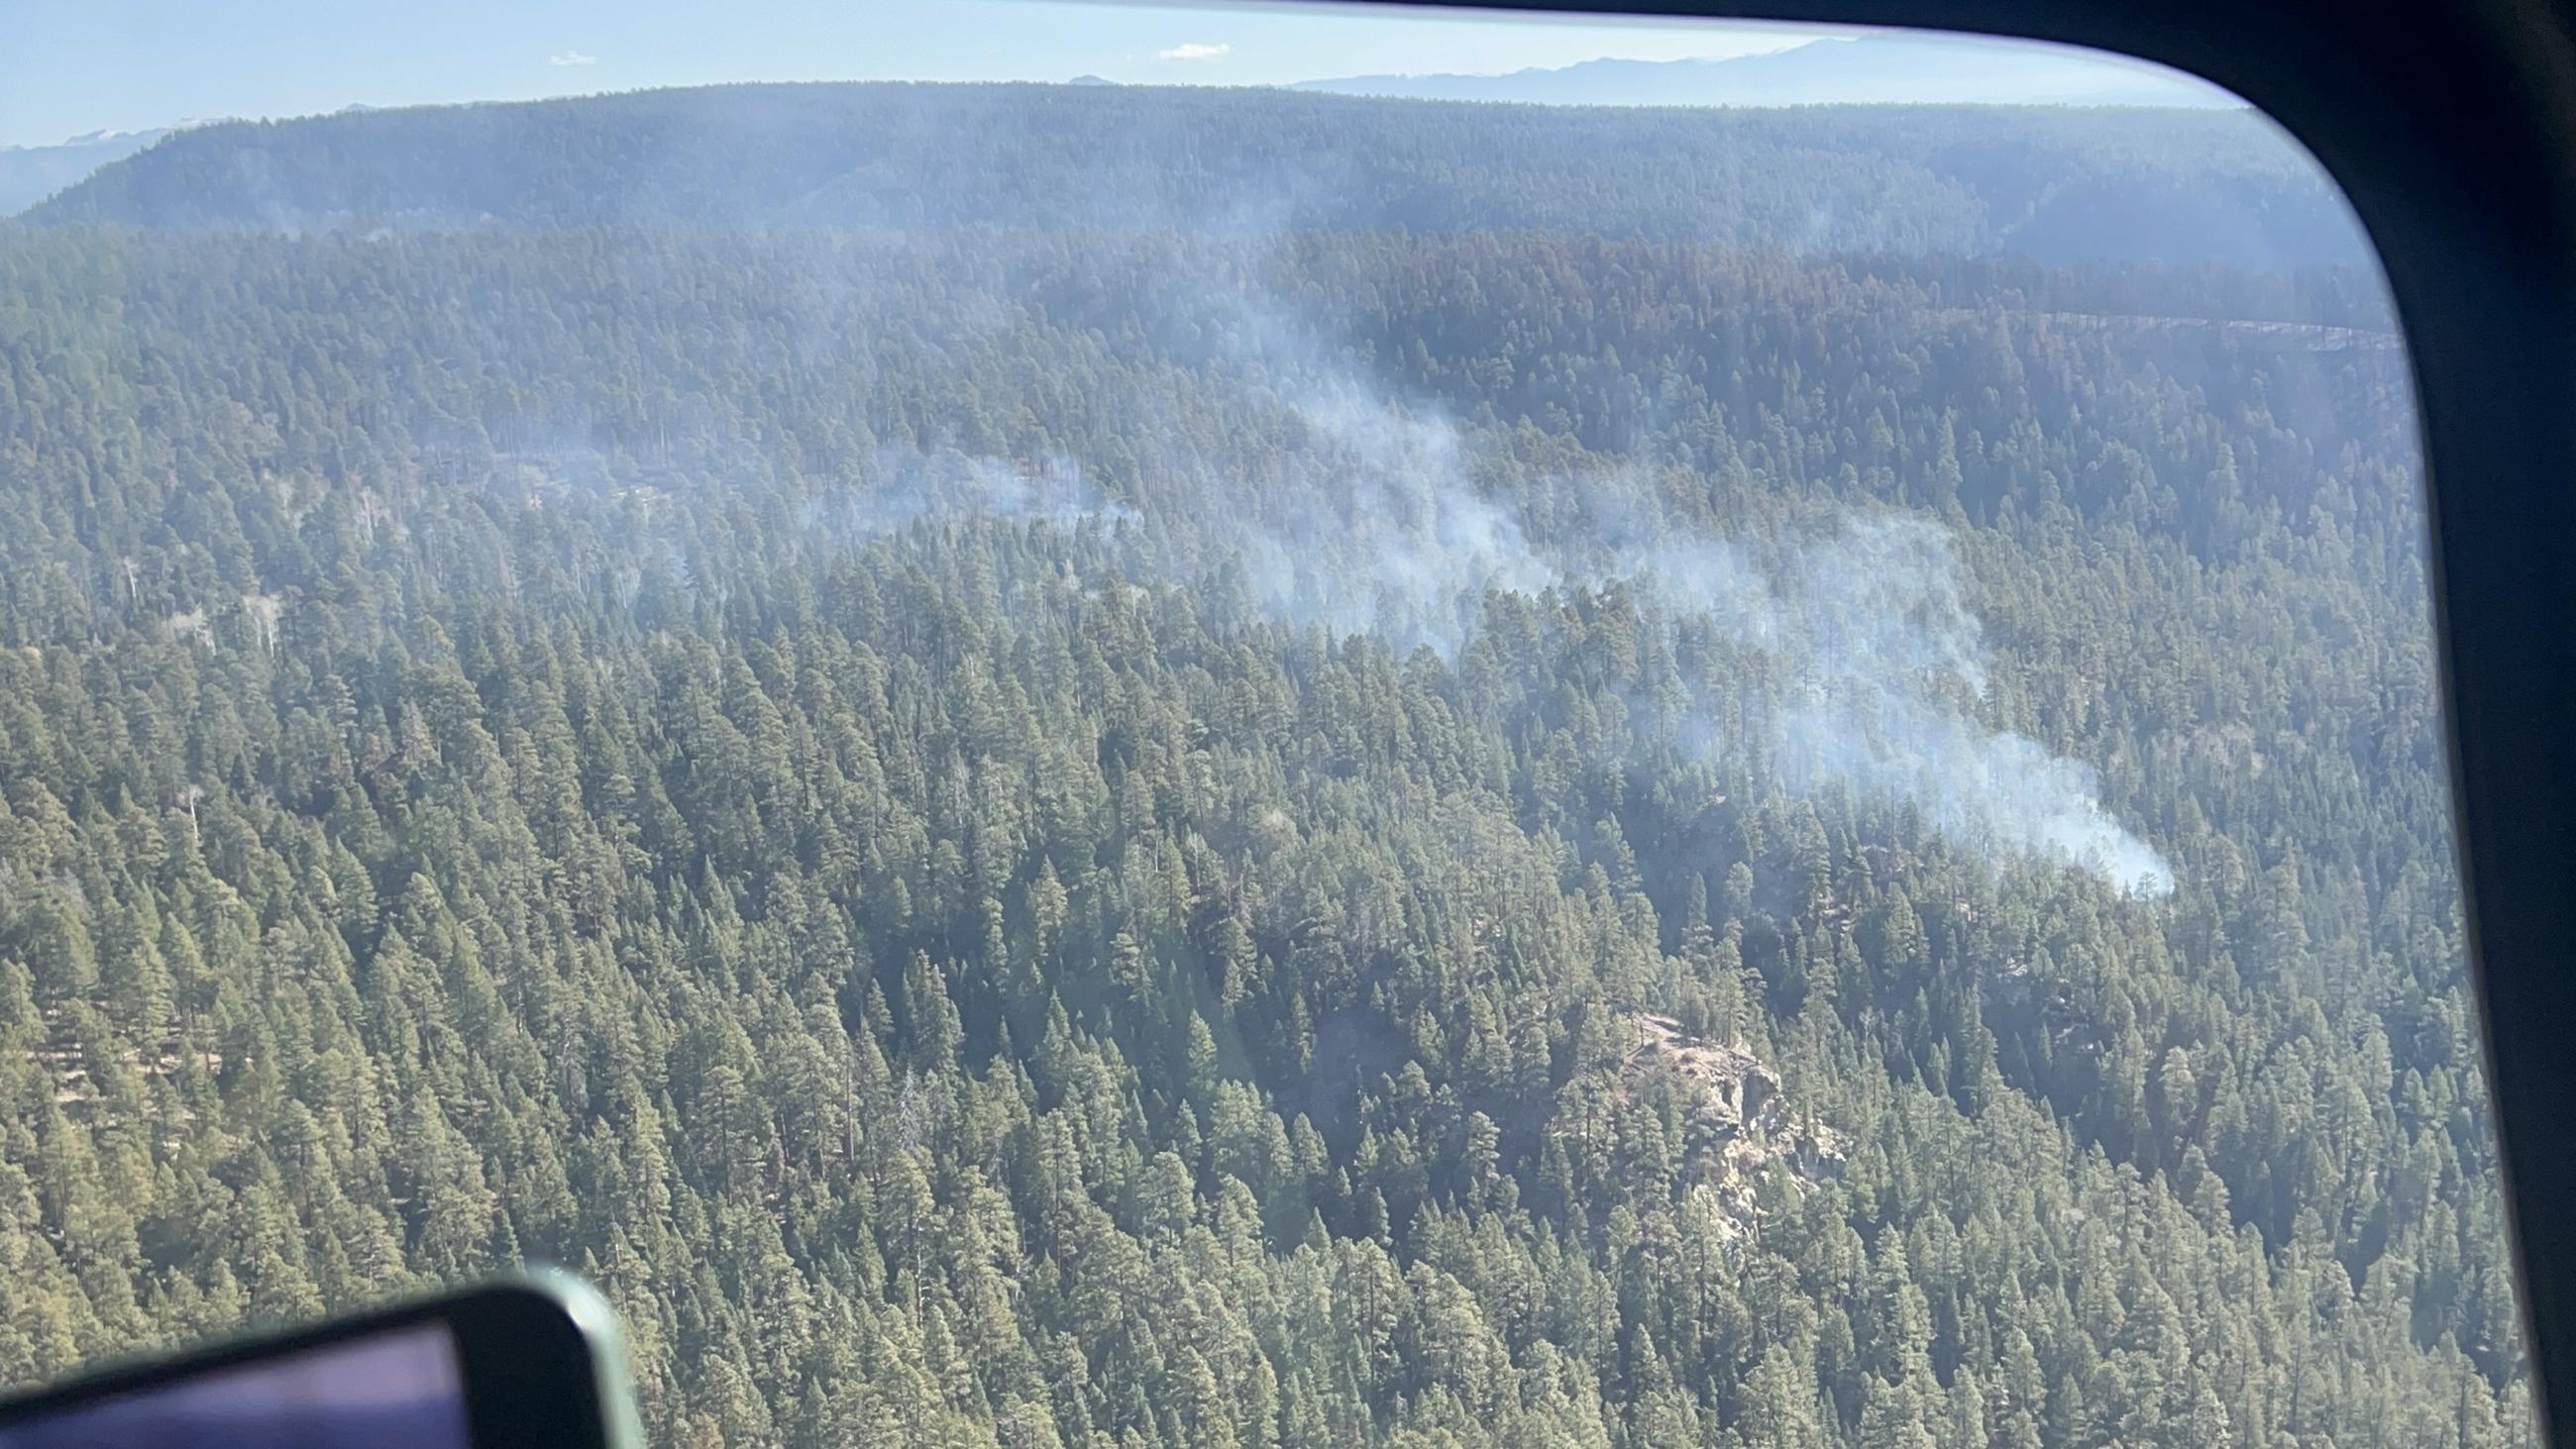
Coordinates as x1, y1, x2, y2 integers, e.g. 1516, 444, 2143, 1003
1621, 1013, 1845, 1235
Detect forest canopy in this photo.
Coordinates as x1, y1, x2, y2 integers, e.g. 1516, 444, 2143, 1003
0, 82, 2515, 1449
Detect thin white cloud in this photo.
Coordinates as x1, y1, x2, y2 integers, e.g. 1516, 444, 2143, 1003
547, 50, 597, 68
1157, 42, 1231, 62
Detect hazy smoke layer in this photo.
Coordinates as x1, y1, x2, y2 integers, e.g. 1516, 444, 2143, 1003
1645, 518, 2174, 895
1240, 386, 1556, 660
844, 396, 2169, 896
806, 447, 1131, 544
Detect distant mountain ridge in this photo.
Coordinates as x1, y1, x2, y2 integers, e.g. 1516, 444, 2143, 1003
28, 81, 2358, 268
1, 128, 172, 216
0, 39, 2235, 220
1293, 35, 2237, 108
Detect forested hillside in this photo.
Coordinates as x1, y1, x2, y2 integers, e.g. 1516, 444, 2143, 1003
27, 84, 2367, 268
0, 86, 2522, 1449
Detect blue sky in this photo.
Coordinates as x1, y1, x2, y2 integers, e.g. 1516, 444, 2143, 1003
2, 0, 1865, 147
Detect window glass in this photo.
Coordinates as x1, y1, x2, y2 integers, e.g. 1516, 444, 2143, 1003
0, 5, 2526, 1445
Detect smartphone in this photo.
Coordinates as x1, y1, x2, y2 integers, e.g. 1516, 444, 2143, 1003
0, 1272, 640, 1449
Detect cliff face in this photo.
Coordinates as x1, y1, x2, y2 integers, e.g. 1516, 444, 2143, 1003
1624, 1013, 1846, 1236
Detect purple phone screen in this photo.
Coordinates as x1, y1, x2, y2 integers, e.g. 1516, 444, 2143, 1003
0, 1322, 471, 1449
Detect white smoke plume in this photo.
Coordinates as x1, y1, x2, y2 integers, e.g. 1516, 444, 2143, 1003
1642, 516, 2174, 895
805, 336, 2168, 896
1239, 384, 1556, 659
804, 447, 1133, 544
1214, 387, 2173, 895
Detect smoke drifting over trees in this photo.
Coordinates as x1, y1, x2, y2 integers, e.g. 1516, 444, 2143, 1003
0, 80, 2515, 1449
881, 339, 2174, 893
